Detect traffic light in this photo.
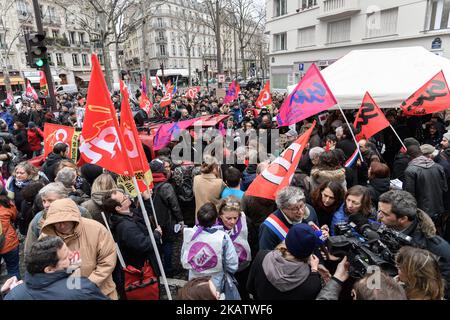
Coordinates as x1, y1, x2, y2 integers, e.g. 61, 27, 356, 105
204, 64, 208, 73
25, 32, 47, 69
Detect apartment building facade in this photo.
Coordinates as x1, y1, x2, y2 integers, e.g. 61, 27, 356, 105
266, 0, 450, 90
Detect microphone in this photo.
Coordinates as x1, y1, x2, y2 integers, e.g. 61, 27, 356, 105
308, 221, 327, 245
348, 214, 380, 241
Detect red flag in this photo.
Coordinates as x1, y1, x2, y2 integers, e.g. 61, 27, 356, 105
186, 86, 201, 99
79, 54, 133, 176
165, 79, 172, 92
155, 76, 162, 89
139, 92, 153, 115
43, 123, 80, 163
400, 70, 450, 116
255, 81, 272, 108
5, 90, 14, 106
160, 85, 174, 108
354, 92, 390, 141
246, 122, 316, 200
277, 64, 337, 127
119, 81, 153, 192
40, 71, 48, 96
26, 80, 39, 101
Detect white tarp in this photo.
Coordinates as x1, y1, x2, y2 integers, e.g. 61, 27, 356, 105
287, 46, 450, 109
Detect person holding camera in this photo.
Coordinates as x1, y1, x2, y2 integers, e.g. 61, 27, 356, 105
378, 190, 450, 298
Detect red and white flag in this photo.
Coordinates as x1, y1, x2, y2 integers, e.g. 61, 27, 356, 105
354, 92, 390, 141
255, 81, 272, 108
26, 80, 39, 101
139, 92, 153, 115
79, 54, 133, 176
160, 85, 174, 108
185, 86, 201, 99
5, 91, 14, 106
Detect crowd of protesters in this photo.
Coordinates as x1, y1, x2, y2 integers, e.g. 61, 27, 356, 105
0, 83, 449, 301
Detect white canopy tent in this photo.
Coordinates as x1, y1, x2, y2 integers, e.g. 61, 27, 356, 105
287, 47, 450, 109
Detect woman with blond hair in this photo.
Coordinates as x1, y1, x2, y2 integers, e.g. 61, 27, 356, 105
81, 173, 119, 226
395, 246, 445, 300
193, 155, 225, 216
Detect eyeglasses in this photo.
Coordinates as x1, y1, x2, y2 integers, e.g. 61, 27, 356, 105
284, 203, 306, 212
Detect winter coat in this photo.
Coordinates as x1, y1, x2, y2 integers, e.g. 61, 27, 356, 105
81, 191, 111, 226
42, 153, 65, 182
367, 177, 391, 207
4, 271, 109, 300
330, 205, 376, 236
109, 212, 161, 275
27, 128, 44, 152
0, 203, 18, 255
403, 156, 448, 219
29, 110, 45, 128
25, 205, 91, 255
241, 195, 277, 232
0, 111, 14, 131
316, 277, 343, 300
240, 165, 257, 191
40, 198, 118, 299
193, 173, 225, 215
336, 138, 356, 160
258, 207, 319, 251
310, 167, 347, 192
392, 152, 411, 182
402, 209, 450, 299
152, 181, 184, 242
246, 250, 322, 300
13, 128, 31, 155
435, 148, 450, 211
6, 173, 49, 211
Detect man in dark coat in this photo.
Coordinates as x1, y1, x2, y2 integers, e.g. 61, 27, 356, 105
391, 137, 420, 182
2, 236, 108, 300
435, 131, 450, 242
403, 145, 447, 221
41, 143, 69, 182
378, 190, 450, 299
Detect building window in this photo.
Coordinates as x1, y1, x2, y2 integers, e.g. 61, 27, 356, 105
52, 29, 59, 38
300, 0, 317, 10
428, 0, 450, 30
160, 44, 166, 56
327, 19, 351, 44
98, 54, 103, 65
17, 0, 28, 15
274, 0, 287, 17
56, 53, 63, 65
298, 26, 315, 47
366, 7, 398, 38
72, 54, 80, 66
82, 54, 89, 66
273, 32, 287, 51
69, 32, 76, 44
157, 18, 163, 28
172, 45, 176, 55
179, 46, 183, 56
79, 32, 86, 44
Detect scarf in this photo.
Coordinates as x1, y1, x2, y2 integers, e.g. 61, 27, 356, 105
14, 178, 31, 189
152, 172, 167, 183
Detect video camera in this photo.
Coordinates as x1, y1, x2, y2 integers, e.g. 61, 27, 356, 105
326, 215, 412, 278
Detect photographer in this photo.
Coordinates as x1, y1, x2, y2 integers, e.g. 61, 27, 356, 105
378, 190, 450, 298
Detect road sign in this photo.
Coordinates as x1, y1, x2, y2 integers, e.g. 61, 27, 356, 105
218, 74, 225, 83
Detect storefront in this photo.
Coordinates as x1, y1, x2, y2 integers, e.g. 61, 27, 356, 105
0, 71, 25, 100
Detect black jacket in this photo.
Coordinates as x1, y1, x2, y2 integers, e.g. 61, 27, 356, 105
392, 152, 411, 182
246, 250, 322, 300
368, 177, 390, 207
402, 210, 450, 299
13, 129, 30, 154
435, 148, 450, 211
152, 181, 183, 242
336, 138, 356, 160
4, 271, 108, 300
403, 156, 448, 218
110, 211, 161, 274
42, 153, 65, 182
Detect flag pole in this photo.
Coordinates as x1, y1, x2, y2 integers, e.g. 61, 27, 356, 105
100, 211, 126, 269
389, 124, 407, 150
337, 104, 364, 161
132, 176, 172, 300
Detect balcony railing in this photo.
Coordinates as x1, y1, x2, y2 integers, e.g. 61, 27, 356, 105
318, 0, 360, 20
155, 37, 167, 44
57, 61, 66, 67
153, 22, 167, 29
43, 16, 61, 25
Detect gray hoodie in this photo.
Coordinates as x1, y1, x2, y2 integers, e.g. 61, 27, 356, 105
262, 250, 311, 292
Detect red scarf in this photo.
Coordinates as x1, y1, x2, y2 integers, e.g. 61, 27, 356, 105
152, 172, 167, 183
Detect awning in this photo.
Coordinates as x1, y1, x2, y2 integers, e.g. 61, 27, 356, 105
74, 74, 91, 82
0, 76, 25, 86
156, 68, 190, 77
23, 71, 61, 84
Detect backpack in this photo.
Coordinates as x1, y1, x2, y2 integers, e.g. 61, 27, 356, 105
173, 165, 194, 203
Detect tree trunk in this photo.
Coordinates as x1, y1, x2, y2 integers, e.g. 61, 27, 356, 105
240, 45, 246, 79
188, 50, 192, 87
215, 0, 223, 81
2, 65, 12, 94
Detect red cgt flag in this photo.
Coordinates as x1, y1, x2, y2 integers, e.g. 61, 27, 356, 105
245, 122, 316, 200
255, 81, 272, 108
354, 92, 390, 141
26, 80, 39, 101
79, 54, 133, 176
139, 92, 153, 115
186, 86, 200, 99
40, 71, 48, 96
401, 70, 450, 116
160, 85, 174, 108
119, 81, 153, 194
43, 123, 80, 164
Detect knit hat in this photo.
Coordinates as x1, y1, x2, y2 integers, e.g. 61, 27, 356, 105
150, 158, 165, 173
80, 164, 104, 186
285, 224, 318, 259
285, 129, 298, 138
27, 121, 36, 129
420, 144, 435, 156
403, 137, 420, 148
444, 131, 450, 141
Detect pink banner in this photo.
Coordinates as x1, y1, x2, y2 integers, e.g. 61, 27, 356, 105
277, 64, 337, 127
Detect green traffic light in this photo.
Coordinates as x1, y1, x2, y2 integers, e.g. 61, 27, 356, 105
35, 59, 44, 67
